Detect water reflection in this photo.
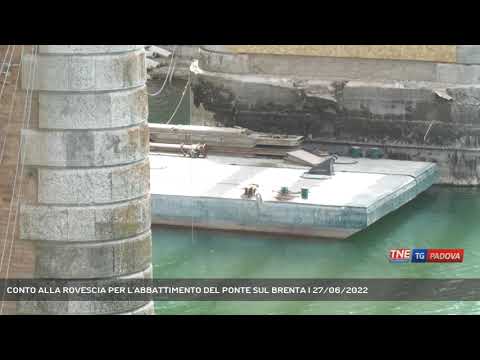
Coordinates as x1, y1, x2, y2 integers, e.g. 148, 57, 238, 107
147, 78, 190, 125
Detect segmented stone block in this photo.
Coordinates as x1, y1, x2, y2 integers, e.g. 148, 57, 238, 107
32, 231, 152, 278
39, 45, 144, 54
37, 159, 149, 205
20, 196, 151, 242
38, 87, 148, 129
22, 50, 146, 91
16, 266, 153, 315
22, 123, 149, 167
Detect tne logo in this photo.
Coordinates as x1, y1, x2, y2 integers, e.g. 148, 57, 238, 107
388, 249, 411, 263
389, 248, 465, 263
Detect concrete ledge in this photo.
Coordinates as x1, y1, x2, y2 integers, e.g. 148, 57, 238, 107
457, 46, 480, 65
22, 50, 146, 92
199, 47, 439, 81
37, 159, 149, 205
16, 266, 152, 315
437, 63, 480, 84
155, 45, 200, 59
22, 123, 149, 167
38, 87, 148, 129
39, 45, 144, 55
198, 47, 480, 84
30, 231, 152, 278
310, 139, 480, 185
20, 196, 151, 241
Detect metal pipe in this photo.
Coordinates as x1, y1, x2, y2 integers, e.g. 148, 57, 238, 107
150, 143, 208, 158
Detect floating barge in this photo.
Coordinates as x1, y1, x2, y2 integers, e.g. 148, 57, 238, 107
149, 152, 437, 239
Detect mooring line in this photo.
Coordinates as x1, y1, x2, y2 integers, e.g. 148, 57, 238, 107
165, 70, 191, 125
147, 45, 177, 97
424, 120, 436, 143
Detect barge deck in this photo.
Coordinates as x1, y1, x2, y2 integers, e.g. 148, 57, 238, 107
149, 153, 437, 239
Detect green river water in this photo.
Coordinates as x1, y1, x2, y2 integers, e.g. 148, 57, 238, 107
147, 79, 480, 315
152, 187, 480, 315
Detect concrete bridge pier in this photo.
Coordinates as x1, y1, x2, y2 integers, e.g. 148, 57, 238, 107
17, 45, 153, 314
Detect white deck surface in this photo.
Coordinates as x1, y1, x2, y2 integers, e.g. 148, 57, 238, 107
150, 154, 430, 209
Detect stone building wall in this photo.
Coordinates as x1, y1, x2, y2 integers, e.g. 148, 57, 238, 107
192, 46, 480, 185
225, 45, 458, 62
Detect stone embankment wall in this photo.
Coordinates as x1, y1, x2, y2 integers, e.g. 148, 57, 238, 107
192, 46, 480, 185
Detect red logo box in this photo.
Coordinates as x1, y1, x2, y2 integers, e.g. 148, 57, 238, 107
427, 249, 464, 263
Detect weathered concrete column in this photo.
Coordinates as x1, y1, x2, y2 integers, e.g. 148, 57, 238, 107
18, 45, 153, 314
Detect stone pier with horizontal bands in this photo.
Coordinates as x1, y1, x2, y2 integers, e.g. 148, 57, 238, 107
17, 45, 153, 315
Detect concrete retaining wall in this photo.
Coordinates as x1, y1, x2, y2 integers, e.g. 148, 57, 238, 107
199, 47, 480, 84
191, 47, 480, 185
17, 45, 152, 315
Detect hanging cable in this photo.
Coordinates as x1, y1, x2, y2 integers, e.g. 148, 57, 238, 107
168, 56, 177, 85
147, 45, 177, 97
424, 120, 436, 143
165, 70, 191, 125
